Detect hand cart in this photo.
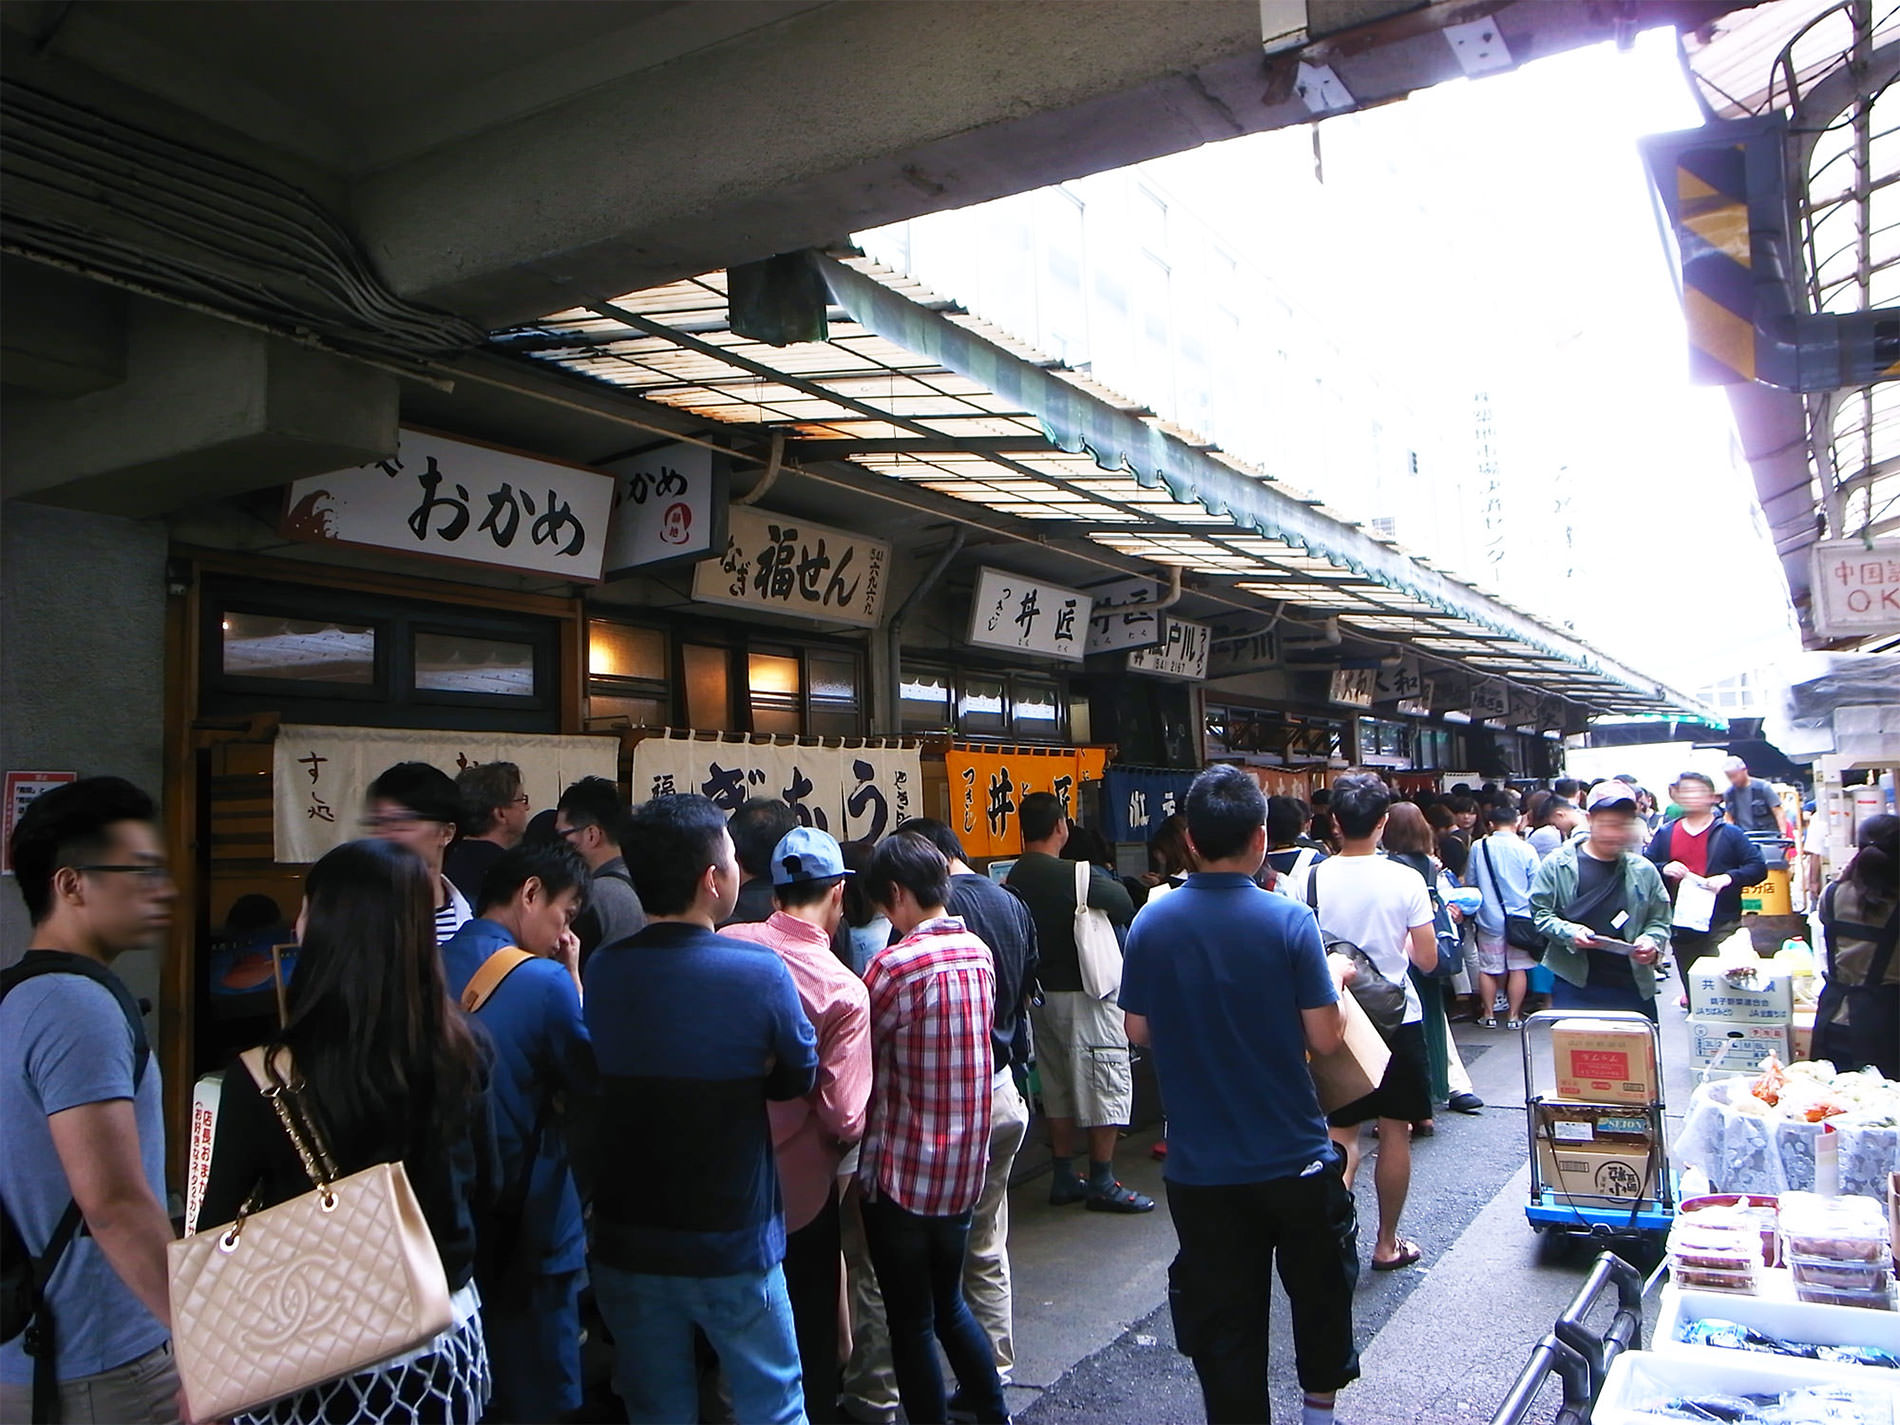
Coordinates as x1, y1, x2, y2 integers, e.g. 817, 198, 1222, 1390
1521, 1010, 1676, 1243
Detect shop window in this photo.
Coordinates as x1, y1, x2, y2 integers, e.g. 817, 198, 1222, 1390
683, 644, 733, 732
413, 632, 536, 698
959, 676, 1007, 736
589, 623, 666, 682
747, 651, 801, 735
901, 665, 952, 731
901, 661, 1072, 742
1011, 679, 1061, 739
221, 613, 376, 685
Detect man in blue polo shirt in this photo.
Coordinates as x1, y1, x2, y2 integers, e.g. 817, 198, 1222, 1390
1121, 765, 1360, 1425
439, 839, 593, 1425
582, 794, 818, 1425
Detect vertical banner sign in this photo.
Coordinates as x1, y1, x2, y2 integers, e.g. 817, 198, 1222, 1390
1329, 667, 1377, 708
1083, 577, 1162, 654
1809, 537, 1900, 638
2, 770, 76, 873
1101, 766, 1198, 843
1126, 618, 1211, 680
941, 745, 1085, 859
1244, 767, 1315, 801
693, 505, 890, 627
274, 727, 618, 863
602, 442, 728, 575
284, 428, 618, 581
966, 568, 1093, 663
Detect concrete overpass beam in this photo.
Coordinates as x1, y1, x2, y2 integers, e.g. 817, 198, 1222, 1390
1, 259, 127, 397
2, 300, 397, 515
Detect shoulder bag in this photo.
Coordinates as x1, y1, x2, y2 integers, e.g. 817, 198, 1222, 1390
1073, 860, 1123, 1002
1305, 867, 1408, 1039
167, 1047, 452, 1422
1480, 837, 1545, 956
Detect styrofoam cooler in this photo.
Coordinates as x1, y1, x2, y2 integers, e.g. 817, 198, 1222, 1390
1654, 1279, 1900, 1366
1594, 1348, 1900, 1424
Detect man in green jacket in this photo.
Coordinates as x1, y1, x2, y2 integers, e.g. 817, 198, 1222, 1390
1530, 782, 1673, 1021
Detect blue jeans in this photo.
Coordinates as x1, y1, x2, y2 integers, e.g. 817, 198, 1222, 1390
483, 1269, 582, 1424
859, 1195, 1008, 1425
592, 1261, 804, 1425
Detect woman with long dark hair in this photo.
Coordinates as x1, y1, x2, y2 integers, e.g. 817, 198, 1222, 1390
1813, 813, 1899, 1078
199, 839, 495, 1424
1381, 804, 1482, 1123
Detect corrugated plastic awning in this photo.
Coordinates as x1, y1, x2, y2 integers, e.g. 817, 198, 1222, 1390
493, 256, 1715, 719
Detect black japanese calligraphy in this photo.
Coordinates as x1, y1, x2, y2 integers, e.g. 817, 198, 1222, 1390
1013, 589, 1041, 639
649, 773, 678, 798
478, 482, 536, 548
531, 491, 586, 556
296, 752, 327, 785
700, 763, 747, 812
783, 765, 828, 831
986, 766, 1016, 837
755, 525, 798, 601
847, 758, 890, 841
823, 545, 860, 609
1054, 599, 1078, 643
406, 458, 471, 542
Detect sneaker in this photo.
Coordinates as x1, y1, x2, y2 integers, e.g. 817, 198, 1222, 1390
1449, 1091, 1484, 1113
1493, 992, 1509, 1013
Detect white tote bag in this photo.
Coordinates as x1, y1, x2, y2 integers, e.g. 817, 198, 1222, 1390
1074, 859, 1124, 1002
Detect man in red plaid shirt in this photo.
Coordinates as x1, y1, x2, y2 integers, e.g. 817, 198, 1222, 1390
857, 832, 1010, 1425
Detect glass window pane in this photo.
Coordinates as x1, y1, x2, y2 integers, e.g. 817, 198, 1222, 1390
809, 708, 860, 738
683, 644, 732, 731
751, 705, 801, 736
900, 667, 950, 729
960, 676, 1006, 733
589, 622, 666, 680
748, 653, 801, 697
414, 632, 536, 697
222, 612, 374, 684
588, 693, 667, 728
809, 653, 858, 705
1012, 679, 1060, 737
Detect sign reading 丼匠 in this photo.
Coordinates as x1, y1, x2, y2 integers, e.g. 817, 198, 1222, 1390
2, 770, 76, 873
967, 568, 1092, 663
1126, 618, 1211, 680
1083, 577, 1162, 654
274, 726, 618, 863
602, 443, 729, 576
1329, 667, 1377, 708
283, 428, 618, 582
1810, 536, 1900, 638
692, 505, 889, 628
629, 736, 922, 841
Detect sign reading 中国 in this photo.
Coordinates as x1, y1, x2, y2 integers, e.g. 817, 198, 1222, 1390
602, 443, 729, 576
693, 505, 889, 628
1810, 537, 1900, 638
967, 568, 1093, 664
283, 428, 618, 582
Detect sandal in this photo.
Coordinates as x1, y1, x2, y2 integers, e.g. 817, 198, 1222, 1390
1371, 1239, 1423, 1271
1084, 1181, 1156, 1213
1478, 1017, 1500, 1029
1505, 1018, 1524, 1031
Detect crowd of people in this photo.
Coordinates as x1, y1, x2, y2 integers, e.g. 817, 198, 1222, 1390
2, 753, 1893, 1425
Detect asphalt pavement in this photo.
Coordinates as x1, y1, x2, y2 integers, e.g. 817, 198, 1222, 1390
1000, 997, 1707, 1425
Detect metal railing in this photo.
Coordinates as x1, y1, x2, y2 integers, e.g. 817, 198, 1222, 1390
1489, 1252, 1646, 1425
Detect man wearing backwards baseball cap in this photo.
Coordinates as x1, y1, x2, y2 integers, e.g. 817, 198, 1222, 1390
1529, 782, 1674, 1021
720, 827, 872, 1425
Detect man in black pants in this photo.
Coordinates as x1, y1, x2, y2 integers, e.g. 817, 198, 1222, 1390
1122, 766, 1360, 1425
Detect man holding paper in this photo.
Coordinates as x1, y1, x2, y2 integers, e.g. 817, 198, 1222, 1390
1121, 765, 1361, 1425
1643, 772, 1766, 1012
1531, 783, 1674, 1022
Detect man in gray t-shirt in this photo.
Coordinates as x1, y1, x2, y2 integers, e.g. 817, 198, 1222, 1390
2, 777, 179, 1425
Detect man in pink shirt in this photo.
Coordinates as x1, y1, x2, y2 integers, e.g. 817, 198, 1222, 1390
721, 826, 872, 1425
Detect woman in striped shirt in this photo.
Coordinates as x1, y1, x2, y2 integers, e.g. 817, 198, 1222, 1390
362, 761, 473, 945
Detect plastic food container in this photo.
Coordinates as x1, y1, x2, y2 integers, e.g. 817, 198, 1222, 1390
1794, 1281, 1898, 1310
1788, 1253, 1895, 1291
1780, 1191, 1891, 1263
1680, 1193, 1780, 1266
1673, 1265, 1759, 1293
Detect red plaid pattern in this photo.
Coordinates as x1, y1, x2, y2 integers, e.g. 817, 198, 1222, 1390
858, 916, 995, 1217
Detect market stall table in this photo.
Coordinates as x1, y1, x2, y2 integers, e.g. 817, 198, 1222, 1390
1674, 1074, 1900, 1203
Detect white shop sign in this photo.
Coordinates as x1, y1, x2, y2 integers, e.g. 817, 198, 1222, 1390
602, 443, 727, 575
1810, 536, 1900, 638
1329, 666, 1377, 708
284, 428, 617, 582
1126, 618, 1211, 680
1083, 577, 1162, 653
692, 505, 890, 628
1376, 655, 1431, 715
967, 567, 1093, 663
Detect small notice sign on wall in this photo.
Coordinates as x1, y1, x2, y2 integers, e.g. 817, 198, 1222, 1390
3, 770, 77, 873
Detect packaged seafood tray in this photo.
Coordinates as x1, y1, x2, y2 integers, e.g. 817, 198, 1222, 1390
1594, 1348, 1900, 1424
1796, 1281, 1899, 1311
1789, 1253, 1896, 1292
1781, 1191, 1893, 1263
1656, 1280, 1900, 1376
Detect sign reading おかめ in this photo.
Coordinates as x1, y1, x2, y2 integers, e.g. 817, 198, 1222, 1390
284, 428, 618, 581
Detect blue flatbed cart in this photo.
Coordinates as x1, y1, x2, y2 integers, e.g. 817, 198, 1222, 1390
1520, 1010, 1677, 1244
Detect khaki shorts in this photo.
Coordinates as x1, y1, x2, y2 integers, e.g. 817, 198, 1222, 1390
1476, 929, 1538, 975
1030, 991, 1133, 1128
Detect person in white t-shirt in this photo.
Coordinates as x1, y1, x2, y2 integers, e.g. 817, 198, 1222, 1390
1306, 773, 1437, 1273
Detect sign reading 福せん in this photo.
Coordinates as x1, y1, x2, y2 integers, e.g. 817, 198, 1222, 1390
692, 506, 890, 628
283, 428, 619, 582
967, 568, 1093, 663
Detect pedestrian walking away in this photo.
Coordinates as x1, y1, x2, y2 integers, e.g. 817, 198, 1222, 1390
1122, 765, 1360, 1425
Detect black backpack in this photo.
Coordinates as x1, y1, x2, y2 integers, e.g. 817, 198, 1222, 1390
1304, 864, 1409, 1038
1, 952, 150, 1420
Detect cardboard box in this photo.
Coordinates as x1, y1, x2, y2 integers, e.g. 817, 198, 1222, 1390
1686, 1017, 1789, 1075
1535, 1139, 1657, 1204
1552, 1018, 1657, 1105
1687, 964, 1792, 1025
1790, 1007, 1816, 1062
1307, 986, 1391, 1114
1536, 1101, 1654, 1147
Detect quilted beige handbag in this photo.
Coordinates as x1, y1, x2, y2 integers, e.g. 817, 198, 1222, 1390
167, 1047, 453, 1421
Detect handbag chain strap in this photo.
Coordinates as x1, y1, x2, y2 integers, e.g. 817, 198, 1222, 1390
219, 1048, 344, 1252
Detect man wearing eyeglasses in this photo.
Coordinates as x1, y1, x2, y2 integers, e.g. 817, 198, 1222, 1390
2, 777, 181, 1424
445, 761, 531, 904
555, 776, 645, 962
